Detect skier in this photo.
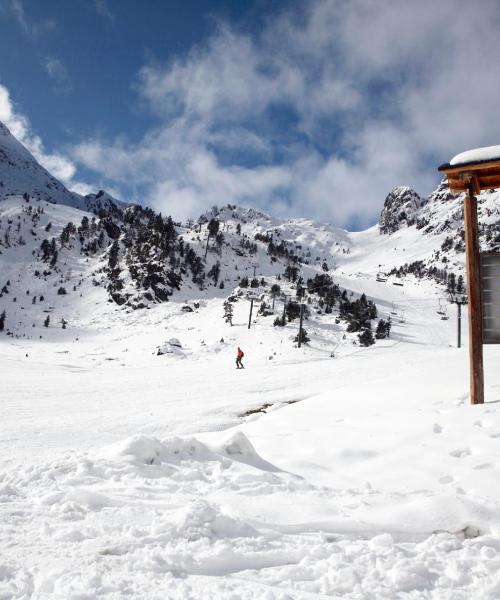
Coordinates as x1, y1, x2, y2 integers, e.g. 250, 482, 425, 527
236, 346, 245, 369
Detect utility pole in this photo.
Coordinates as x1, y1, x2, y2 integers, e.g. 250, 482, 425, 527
248, 298, 254, 329
253, 264, 257, 277
457, 302, 462, 348
282, 295, 288, 325
449, 291, 467, 349
298, 302, 305, 348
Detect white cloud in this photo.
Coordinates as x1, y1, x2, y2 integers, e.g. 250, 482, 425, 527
70, 0, 500, 227
94, 0, 114, 22
44, 57, 72, 93
7, 0, 55, 38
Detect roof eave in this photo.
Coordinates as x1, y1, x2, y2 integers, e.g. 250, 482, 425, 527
438, 158, 500, 173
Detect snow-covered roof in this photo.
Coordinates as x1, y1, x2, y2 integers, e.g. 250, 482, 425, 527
438, 145, 500, 193
444, 145, 500, 169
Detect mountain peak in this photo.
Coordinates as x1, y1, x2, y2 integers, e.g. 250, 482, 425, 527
379, 186, 423, 235
198, 203, 276, 226
0, 119, 86, 210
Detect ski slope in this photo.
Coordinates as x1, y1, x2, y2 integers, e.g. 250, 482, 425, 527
2, 268, 500, 599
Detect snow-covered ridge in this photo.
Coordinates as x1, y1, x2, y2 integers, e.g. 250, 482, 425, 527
0, 120, 128, 213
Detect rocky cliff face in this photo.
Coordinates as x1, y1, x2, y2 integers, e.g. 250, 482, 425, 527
378, 186, 423, 234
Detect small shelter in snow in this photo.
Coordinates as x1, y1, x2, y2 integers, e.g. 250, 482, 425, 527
439, 145, 500, 405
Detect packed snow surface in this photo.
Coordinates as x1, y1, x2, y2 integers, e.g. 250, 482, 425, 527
449, 144, 500, 166
2, 258, 500, 599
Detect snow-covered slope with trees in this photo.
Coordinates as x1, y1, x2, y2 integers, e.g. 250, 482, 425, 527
2, 121, 500, 598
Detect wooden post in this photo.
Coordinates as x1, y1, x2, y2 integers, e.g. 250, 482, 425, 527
464, 182, 484, 404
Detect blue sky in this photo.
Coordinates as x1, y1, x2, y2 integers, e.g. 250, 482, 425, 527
1, 0, 500, 229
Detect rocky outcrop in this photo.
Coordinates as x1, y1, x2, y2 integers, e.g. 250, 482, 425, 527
379, 186, 423, 234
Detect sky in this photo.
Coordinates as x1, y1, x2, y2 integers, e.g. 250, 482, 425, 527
1, 0, 500, 229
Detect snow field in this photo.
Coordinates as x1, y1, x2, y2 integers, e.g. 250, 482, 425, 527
2, 292, 500, 598
2, 195, 500, 598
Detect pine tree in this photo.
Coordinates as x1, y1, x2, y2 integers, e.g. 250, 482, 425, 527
294, 328, 310, 344
375, 319, 388, 339
215, 232, 224, 253
44, 315, 50, 328
207, 261, 221, 284
223, 300, 233, 325
205, 218, 220, 259
447, 272, 456, 293
286, 301, 302, 322
358, 328, 375, 346
50, 249, 58, 268
385, 317, 392, 338
0, 310, 5, 332
270, 283, 281, 306
108, 241, 120, 270
284, 265, 299, 282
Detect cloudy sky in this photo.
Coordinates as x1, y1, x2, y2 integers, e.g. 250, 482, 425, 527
1, 0, 500, 228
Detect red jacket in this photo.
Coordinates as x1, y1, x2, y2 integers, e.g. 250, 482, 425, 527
237, 349, 244, 358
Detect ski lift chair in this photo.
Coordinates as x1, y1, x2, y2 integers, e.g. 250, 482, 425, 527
437, 298, 446, 316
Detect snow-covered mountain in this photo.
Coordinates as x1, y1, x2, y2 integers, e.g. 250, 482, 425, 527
1, 117, 500, 343
376, 181, 500, 285
0, 121, 128, 213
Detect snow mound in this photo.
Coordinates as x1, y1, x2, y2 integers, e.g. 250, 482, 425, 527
173, 499, 257, 541
218, 430, 257, 458
215, 431, 282, 472
104, 431, 280, 474
106, 434, 214, 466
156, 339, 185, 357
